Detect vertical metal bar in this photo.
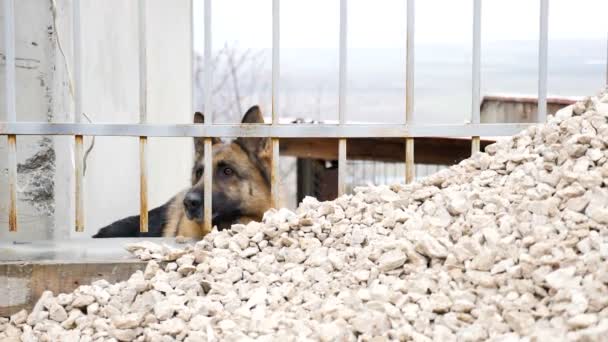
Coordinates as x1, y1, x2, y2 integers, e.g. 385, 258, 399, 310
271, 139, 280, 207
471, 0, 482, 155
271, 0, 280, 207
138, 0, 148, 233
538, 0, 549, 123
4, 0, 17, 231
203, 0, 212, 115
138, 0, 147, 125
74, 135, 84, 231
203, 139, 212, 233
405, 0, 415, 183
73, 0, 82, 120
7, 136, 17, 232
338, 0, 347, 196
190, 0, 194, 115
338, 140, 347, 195
73, 0, 84, 231
203, 0, 213, 232
4, 0, 15, 123
405, 139, 414, 183
139, 138, 148, 232
272, 0, 280, 124
338, 0, 347, 126
471, 138, 480, 154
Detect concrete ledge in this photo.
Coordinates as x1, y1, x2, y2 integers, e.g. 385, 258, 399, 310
0, 238, 186, 316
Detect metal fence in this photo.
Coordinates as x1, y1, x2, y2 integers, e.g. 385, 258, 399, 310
2, 0, 551, 234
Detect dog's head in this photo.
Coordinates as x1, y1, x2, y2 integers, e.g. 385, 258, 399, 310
183, 106, 272, 230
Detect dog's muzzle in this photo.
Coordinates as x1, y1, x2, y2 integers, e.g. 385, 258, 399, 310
183, 191, 203, 221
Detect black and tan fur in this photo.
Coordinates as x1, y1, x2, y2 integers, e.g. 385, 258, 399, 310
92, 106, 272, 239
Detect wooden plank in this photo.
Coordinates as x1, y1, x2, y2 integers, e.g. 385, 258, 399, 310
280, 137, 494, 164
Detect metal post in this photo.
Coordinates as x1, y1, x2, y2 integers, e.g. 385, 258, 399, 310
4, 0, 15, 124
405, 0, 415, 183
471, 0, 481, 155
538, 0, 549, 123
138, 0, 149, 233
338, 0, 348, 196
7, 135, 17, 232
271, 0, 281, 207
203, 0, 213, 233
73, 0, 85, 232
4, 0, 17, 231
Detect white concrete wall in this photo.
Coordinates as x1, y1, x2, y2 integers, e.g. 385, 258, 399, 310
1, 0, 193, 240
0, 0, 60, 240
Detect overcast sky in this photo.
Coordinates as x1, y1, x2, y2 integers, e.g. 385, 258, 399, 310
193, 0, 608, 51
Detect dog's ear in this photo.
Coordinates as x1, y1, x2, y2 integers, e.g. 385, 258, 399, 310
194, 111, 205, 124
236, 106, 270, 158
240, 105, 265, 124
193, 112, 220, 158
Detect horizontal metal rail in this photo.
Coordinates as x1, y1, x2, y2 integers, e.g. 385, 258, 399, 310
0, 122, 532, 138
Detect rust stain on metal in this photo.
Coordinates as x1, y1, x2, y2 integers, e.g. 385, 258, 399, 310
75, 135, 84, 232
405, 138, 415, 184
8, 134, 17, 232
139, 137, 148, 233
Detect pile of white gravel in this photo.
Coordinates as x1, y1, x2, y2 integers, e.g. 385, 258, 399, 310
3, 88, 608, 342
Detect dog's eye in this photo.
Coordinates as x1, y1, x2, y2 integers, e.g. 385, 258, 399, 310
223, 167, 233, 176
195, 167, 203, 179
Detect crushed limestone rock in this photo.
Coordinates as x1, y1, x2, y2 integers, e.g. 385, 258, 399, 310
3, 88, 608, 341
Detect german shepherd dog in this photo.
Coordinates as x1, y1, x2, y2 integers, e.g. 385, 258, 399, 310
92, 106, 272, 238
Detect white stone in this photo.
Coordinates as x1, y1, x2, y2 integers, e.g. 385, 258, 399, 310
414, 234, 448, 258
210, 257, 229, 274
567, 314, 597, 328
15, 90, 608, 341
377, 249, 407, 272
49, 303, 68, 322
545, 267, 580, 290
159, 318, 187, 335
72, 294, 95, 308
111, 313, 142, 329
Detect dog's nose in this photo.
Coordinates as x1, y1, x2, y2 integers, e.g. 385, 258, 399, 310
183, 192, 203, 213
